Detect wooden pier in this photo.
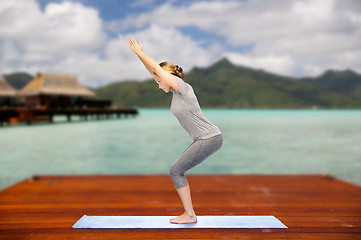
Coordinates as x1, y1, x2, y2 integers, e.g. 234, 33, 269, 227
0, 107, 138, 125
0, 174, 360, 239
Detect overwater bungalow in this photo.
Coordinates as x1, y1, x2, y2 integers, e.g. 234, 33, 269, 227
17, 72, 109, 109
1, 72, 137, 125
0, 76, 18, 107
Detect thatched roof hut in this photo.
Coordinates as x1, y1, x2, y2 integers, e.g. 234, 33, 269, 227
0, 76, 17, 96
18, 72, 95, 96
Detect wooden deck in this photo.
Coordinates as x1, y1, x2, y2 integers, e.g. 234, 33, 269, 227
0, 174, 360, 239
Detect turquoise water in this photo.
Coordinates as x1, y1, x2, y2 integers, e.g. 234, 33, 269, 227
1, 109, 361, 190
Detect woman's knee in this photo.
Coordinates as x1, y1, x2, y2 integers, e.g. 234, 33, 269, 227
169, 164, 178, 176
170, 163, 185, 176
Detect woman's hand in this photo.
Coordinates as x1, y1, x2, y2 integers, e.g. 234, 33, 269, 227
129, 37, 143, 55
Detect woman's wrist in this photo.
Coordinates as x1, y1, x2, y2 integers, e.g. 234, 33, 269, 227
135, 50, 144, 57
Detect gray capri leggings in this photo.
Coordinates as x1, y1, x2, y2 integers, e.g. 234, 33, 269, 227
170, 134, 223, 189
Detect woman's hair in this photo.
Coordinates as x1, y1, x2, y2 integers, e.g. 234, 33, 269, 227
159, 61, 184, 79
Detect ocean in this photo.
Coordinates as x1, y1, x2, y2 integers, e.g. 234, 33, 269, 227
1, 109, 360, 190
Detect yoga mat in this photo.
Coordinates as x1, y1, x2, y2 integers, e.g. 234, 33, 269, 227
72, 215, 287, 229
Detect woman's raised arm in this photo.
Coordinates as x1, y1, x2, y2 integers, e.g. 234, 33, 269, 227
128, 38, 153, 76
128, 37, 179, 92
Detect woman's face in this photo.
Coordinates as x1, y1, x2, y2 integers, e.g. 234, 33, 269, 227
154, 74, 172, 93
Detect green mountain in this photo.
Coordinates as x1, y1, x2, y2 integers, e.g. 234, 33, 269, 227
93, 79, 170, 108
95, 58, 361, 109
301, 69, 361, 100
3, 72, 33, 90
2, 59, 361, 108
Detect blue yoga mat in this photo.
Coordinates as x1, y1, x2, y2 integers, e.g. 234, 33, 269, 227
72, 215, 287, 229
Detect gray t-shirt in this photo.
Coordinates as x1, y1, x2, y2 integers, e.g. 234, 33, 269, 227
171, 76, 222, 141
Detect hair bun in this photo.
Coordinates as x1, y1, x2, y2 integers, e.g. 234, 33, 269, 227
175, 65, 183, 73
159, 61, 184, 78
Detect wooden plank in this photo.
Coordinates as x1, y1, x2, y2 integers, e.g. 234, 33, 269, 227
0, 175, 360, 239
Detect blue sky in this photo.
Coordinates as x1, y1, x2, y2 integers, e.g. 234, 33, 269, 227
1, 0, 360, 87
37, 0, 167, 21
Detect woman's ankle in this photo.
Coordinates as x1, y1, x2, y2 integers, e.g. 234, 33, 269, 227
184, 211, 196, 217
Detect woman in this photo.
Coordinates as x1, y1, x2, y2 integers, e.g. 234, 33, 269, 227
129, 37, 223, 224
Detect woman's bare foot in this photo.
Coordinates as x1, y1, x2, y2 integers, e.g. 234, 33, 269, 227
170, 212, 197, 224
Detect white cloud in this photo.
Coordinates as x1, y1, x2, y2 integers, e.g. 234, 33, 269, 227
0, 0, 221, 87
224, 52, 296, 77
1, 0, 360, 87
0, 0, 109, 86
0, 0, 107, 78
32, 24, 219, 87
0, 0, 106, 57
97, 24, 221, 86
132, 24, 221, 69
0, 40, 21, 61
119, 0, 361, 77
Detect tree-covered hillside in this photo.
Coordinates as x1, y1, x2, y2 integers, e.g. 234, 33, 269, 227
3, 59, 361, 108
94, 58, 361, 109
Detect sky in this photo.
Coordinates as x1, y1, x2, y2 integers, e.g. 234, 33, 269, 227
0, 0, 360, 87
